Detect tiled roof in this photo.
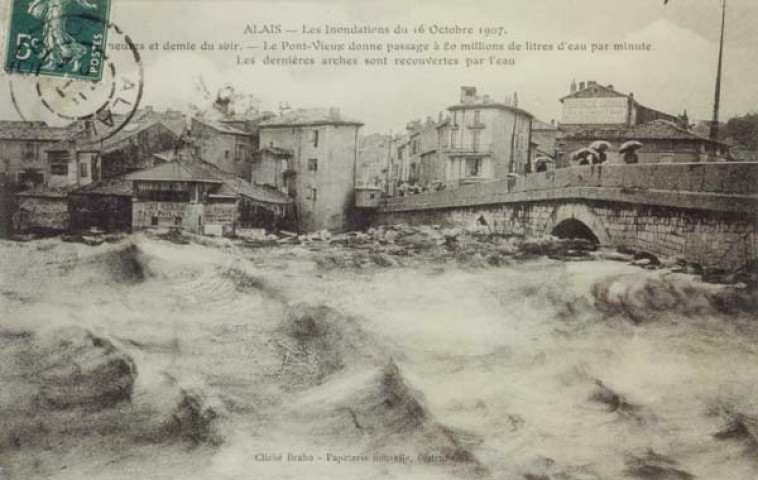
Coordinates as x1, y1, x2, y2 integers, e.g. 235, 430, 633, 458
16, 185, 77, 198
125, 161, 223, 183
188, 160, 291, 205
560, 83, 627, 102
116, 151, 291, 205
447, 102, 534, 118
259, 108, 363, 128
101, 119, 179, 154
562, 120, 723, 144
49, 110, 182, 151
73, 176, 133, 196
192, 117, 250, 135
0, 121, 74, 141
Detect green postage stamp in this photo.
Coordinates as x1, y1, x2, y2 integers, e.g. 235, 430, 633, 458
4, 0, 112, 80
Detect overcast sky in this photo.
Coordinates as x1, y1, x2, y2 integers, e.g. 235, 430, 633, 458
1, 0, 756, 134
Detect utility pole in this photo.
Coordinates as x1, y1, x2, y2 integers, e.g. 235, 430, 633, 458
709, 0, 727, 161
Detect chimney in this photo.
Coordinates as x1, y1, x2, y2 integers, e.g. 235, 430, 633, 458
608, 84, 614, 90
460, 86, 477, 103
483, 94, 490, 104
438, 111, 443, 123
550, 119, 555, 126
588, 80, 597, 87
426, 116, 433, 126
579, 81, 586, 90
570, 79, 577, 94
513, 92, 519, 107
328, 107, 340, 120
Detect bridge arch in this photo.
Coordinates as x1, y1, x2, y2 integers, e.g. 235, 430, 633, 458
544, 203, 611, 245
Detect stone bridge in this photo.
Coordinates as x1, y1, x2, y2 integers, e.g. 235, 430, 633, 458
377, 163, 758, 269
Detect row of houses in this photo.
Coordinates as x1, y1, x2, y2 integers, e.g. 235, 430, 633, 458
0, 79, 743, 237
365, 82, 731, 198
2, 101, 365, 236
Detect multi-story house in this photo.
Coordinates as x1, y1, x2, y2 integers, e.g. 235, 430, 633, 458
190, 117, 253, 178
0, 121, 73, 189
559, 80, 685, 132
13, 109, 183, 233
556, 80, 726, 164
250, 108, 363, 233
445, 86, 534, 185
43, 108, 183, 188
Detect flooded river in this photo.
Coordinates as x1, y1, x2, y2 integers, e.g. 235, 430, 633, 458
1, 234, 757, 479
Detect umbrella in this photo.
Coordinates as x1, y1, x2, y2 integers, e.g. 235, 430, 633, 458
571, 148, 599, 160
620, 140, 643, 152
590, 140, 611, 151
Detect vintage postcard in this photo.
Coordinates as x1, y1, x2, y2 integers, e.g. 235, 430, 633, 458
1, 0, 757, 479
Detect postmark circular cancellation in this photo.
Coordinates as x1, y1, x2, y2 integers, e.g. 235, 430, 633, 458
6, 8, 143, 145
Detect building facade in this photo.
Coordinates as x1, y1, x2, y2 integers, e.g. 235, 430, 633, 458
190, 117, 253, 178
445, 87, 533, 185
560, 120, 729, 165
559, 80, 685, 131
0, 121, 74, 189
252, 108, 362, 233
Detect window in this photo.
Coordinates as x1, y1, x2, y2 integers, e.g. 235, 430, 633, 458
174, 216, 182, 226
308, 187, 318, 201
224, 150, 230, 159
474, 110, 481, 126
466, 157, 481, 177
308, 158, 318, 172
50, 162, 68, 175
22, 142, 37, 161
198, 215, 202, 226
472, 131, 481, 151
235, 143, 248, 162
137, 188, 191, 203
450, 130, 456, 148
79, 162, 88, 178
411, 140, 418, 155
151, 216, 159, 226
312, 130, 319, 148
397, 147, 404, 161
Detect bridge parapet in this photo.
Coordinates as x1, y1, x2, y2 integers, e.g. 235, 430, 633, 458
382, 162, 758, 213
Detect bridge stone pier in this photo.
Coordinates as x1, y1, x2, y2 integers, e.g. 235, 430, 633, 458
377, 163, 758, 269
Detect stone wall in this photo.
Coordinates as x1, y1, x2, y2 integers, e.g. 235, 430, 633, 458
378, 199, 758, 269
377, 163, 758, 269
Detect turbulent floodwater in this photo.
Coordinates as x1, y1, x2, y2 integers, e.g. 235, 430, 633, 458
1, 234, 758, 480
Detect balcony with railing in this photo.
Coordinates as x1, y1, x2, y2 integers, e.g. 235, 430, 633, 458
444, 143, 493, 156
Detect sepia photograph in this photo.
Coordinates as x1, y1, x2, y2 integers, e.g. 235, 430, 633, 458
1, 0, 757, 478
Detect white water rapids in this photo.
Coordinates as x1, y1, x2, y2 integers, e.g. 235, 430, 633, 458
1, 235, 757, 479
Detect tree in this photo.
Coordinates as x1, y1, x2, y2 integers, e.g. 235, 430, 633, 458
723, 113, 758, 150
